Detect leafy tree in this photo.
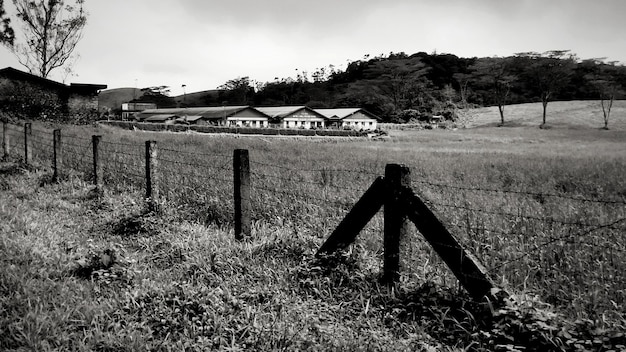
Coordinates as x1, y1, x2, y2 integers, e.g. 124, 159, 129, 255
470, 57, 516, 125
584, 60, 625, 129
364, 57, 431, 112
6, 0, 87, 78
0, 0, 14, 45
218, 76, 254, 105
516, 50, 576, 126
134, 86, 175, 108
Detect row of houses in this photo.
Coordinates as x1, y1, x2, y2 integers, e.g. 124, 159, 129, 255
134, 106, 381, 131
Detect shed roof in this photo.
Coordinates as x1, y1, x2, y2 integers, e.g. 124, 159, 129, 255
137, 106, 262, 120
174, 115, 205, 123
144, 114, 177, 122
0, 67, 107, 93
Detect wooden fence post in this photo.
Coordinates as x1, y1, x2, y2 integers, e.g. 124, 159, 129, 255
24, 123, 32, 165
53, 129, 62, 182
2, 121, 8, 160
145, 140, 159, 211
92, 135, 102, 189
383, 163, 411, 283
234, 149, 251, 240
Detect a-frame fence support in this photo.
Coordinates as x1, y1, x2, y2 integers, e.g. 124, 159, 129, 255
316, 163, 500, 301
317, 177, 385, 254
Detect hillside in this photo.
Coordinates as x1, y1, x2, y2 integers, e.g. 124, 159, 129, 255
98, 87, 142, 111
465, 100, 626, 130
172, 89, 221, 107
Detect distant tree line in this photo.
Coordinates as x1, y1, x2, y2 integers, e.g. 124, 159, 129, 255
203, 50, 625, 127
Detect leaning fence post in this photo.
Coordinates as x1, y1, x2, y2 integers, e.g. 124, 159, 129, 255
145, 140, 159, 211
234, 149, 251, 240
53, 129, 62, 182
383, 163, 411, 283
92, 135, 102, 189
2, 121, 9, 160
24, 123, 32, 165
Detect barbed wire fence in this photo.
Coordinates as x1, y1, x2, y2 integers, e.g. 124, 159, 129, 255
1, 121, 625, 321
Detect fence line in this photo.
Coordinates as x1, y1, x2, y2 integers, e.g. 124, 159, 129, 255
414, 178, 626, 205
1, 121, 625, 319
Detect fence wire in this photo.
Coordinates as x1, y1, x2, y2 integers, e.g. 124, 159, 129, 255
2, 122, 625, 322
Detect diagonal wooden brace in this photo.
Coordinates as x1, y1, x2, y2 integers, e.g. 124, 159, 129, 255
400, 187, 498, 300
316, 177, 385, 256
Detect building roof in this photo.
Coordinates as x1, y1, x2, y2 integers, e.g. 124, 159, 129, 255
255, 106, 326, 121
255, 106, 307, 118
137, 106, 262, 120
144, 114, 177, 122
175, 115, 205, 123
315, 108, 381, 121
0, 67, 107, 93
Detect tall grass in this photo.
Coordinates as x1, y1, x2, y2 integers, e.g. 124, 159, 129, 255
2, 120, 626, 348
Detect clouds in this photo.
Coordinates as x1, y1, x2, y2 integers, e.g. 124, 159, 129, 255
0, 0, 624, 96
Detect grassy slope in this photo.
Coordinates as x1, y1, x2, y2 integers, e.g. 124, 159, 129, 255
464, 100, 626, 130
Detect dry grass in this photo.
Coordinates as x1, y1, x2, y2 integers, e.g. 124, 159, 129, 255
463, 100, 626, 130
1, 101, 626, 350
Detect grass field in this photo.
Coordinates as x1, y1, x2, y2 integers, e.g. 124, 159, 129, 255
1, 101, 626, 351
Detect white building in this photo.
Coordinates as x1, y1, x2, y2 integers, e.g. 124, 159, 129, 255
314, 108, 380, 131
256, 106, 326, 129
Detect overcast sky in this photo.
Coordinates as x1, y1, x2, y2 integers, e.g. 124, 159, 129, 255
1, 0, 625, 96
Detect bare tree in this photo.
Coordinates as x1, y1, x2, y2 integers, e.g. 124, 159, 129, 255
7, 0, 87, 78
452, 72, 471, 108
584, 59, 625, 129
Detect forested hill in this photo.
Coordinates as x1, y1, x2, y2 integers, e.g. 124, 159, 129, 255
126, 51, 626, 123
199, 51, 624, 122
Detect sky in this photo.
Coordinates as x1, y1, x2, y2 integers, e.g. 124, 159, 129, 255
1, 0, 625, 96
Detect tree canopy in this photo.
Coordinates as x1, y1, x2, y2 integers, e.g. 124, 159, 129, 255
215, 50, 625, 124
0, 0, 14, 45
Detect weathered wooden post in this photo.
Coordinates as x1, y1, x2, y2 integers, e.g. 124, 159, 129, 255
24, 123, 32, 165
2, 121, 9, 160
53, 129, 62, 182
145, 140, 159, 211
92, 135, 102, 189
383, 163, 411, 283
234, 149, 251, 240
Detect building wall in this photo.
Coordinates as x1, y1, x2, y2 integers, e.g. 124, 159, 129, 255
282, 110, 325, 129
227, 109, 269, 127
227, 117, 268, 128
342, 112, 377, 130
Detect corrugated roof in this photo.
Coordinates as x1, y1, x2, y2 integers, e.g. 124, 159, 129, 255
0, 66, 107, 92
144, 114, 177, 122
137, 106, 253, 120
175, 115, 204, 123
